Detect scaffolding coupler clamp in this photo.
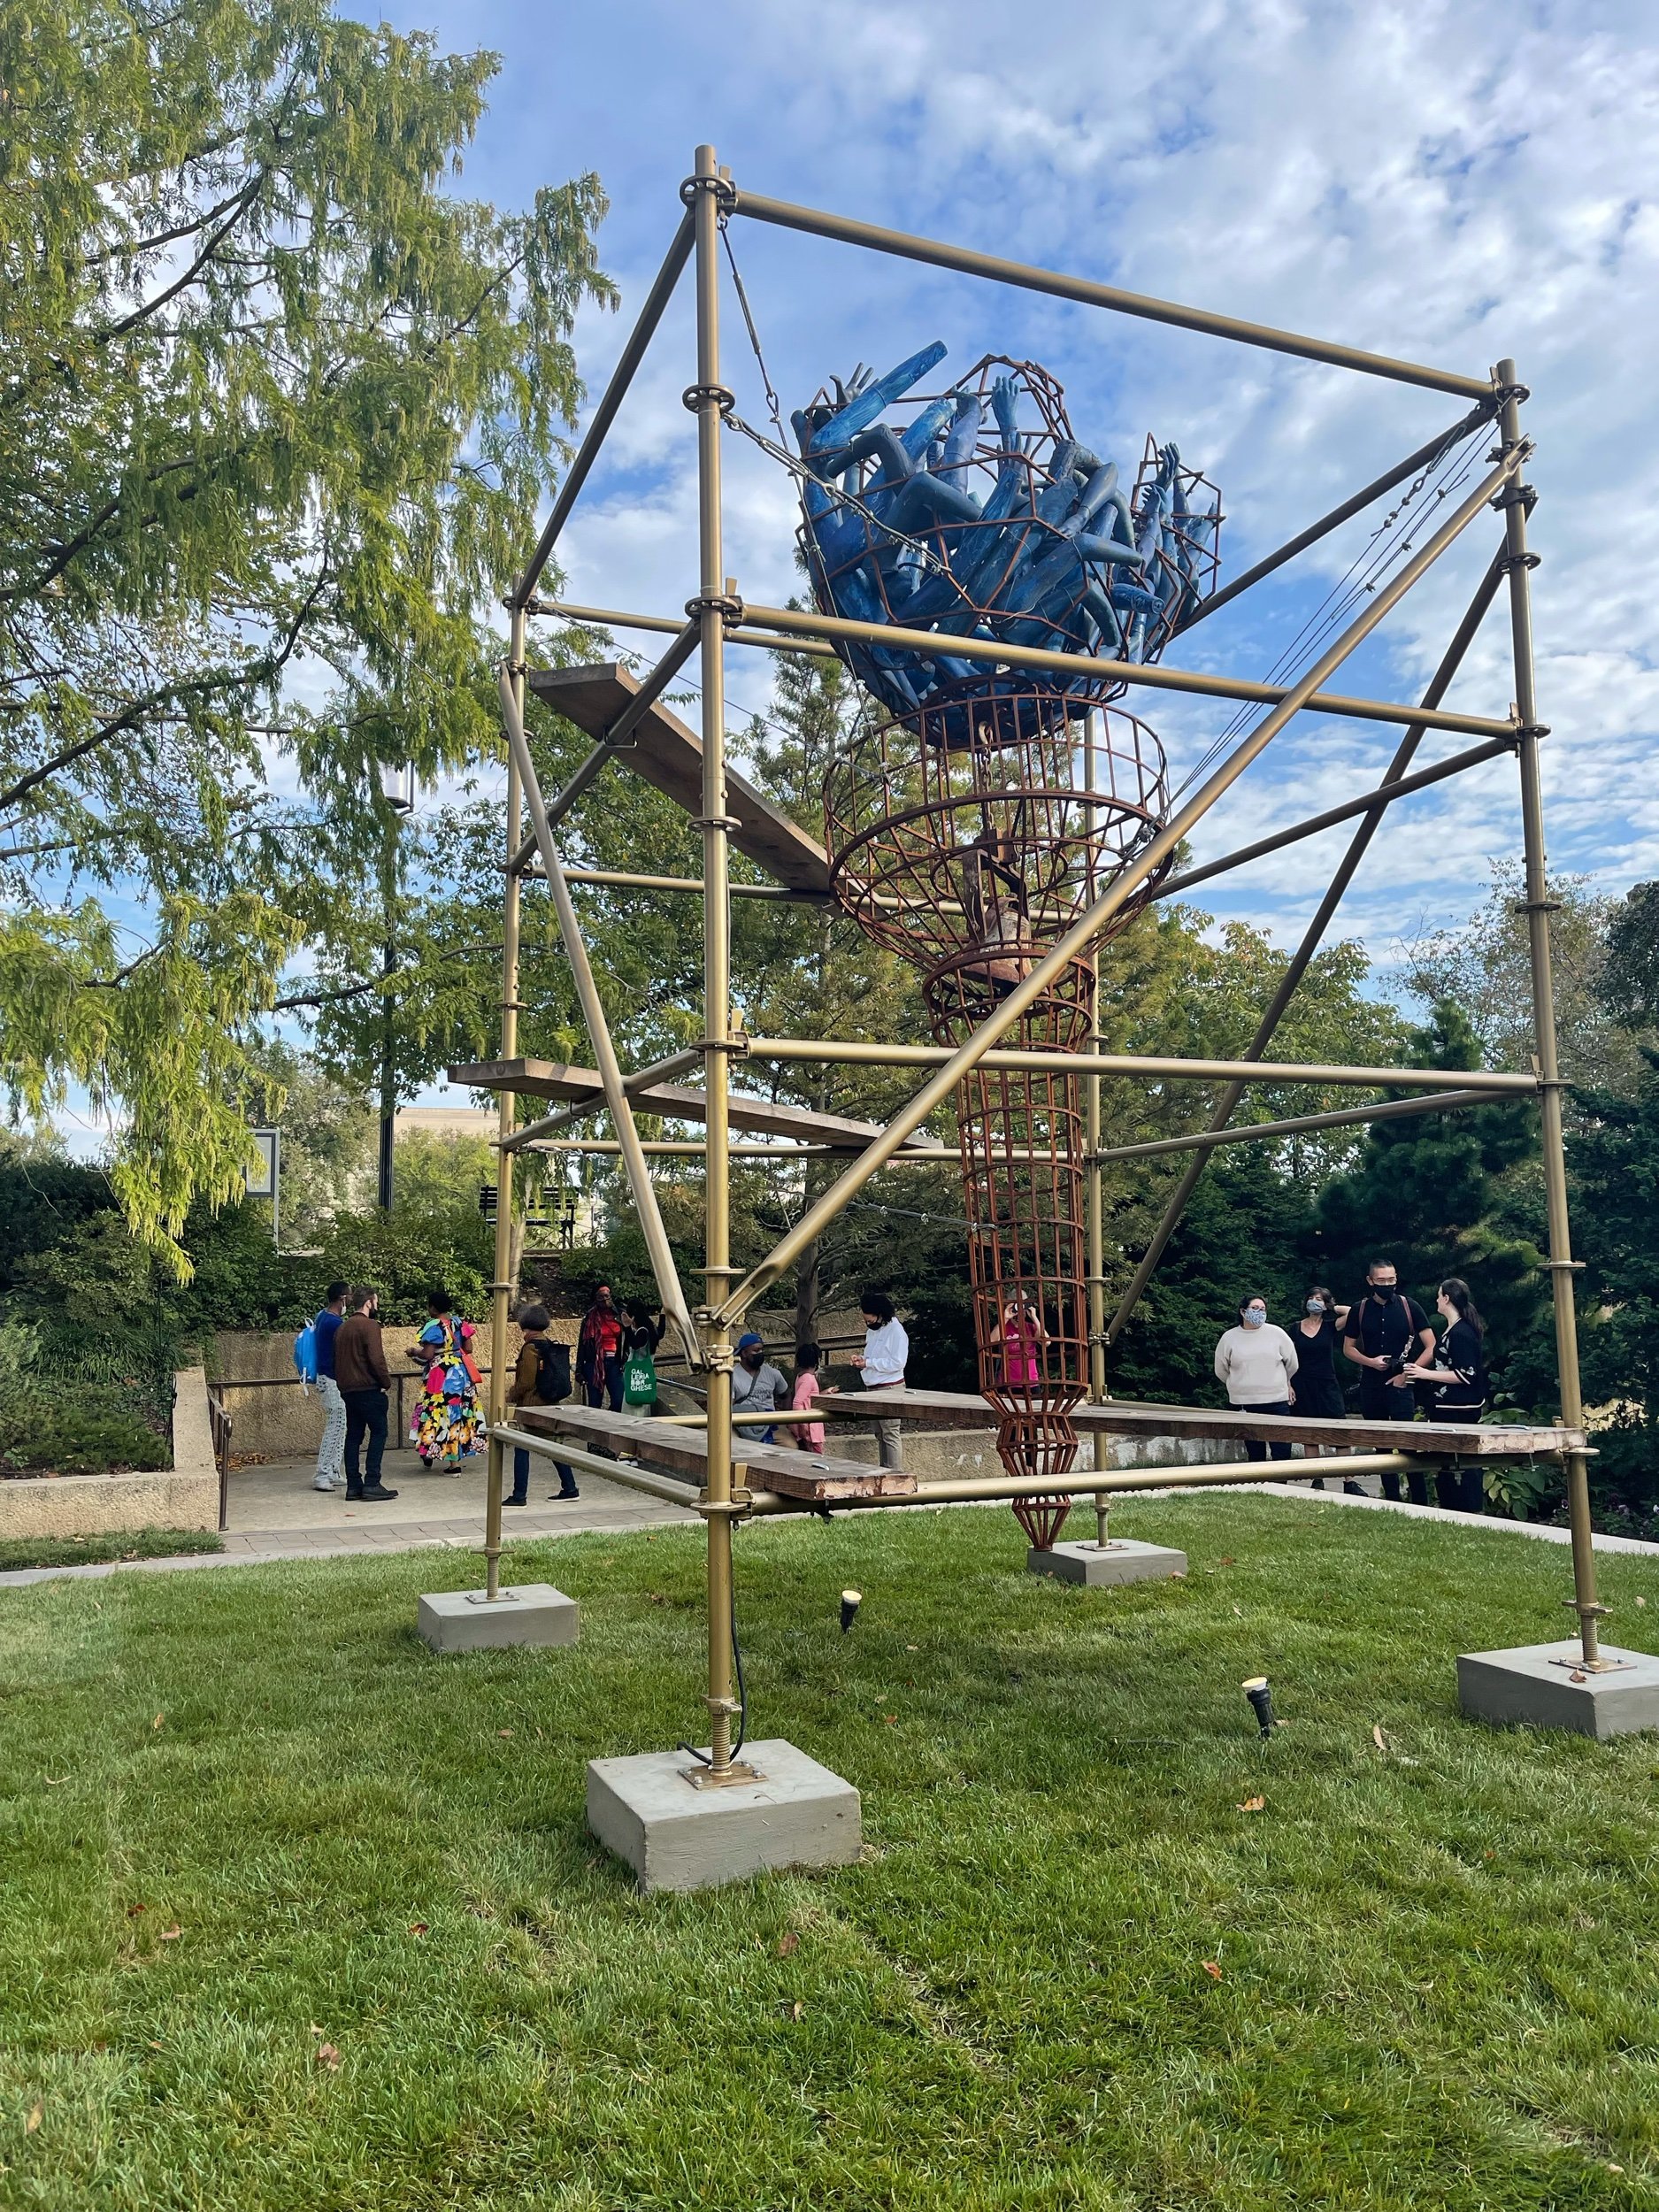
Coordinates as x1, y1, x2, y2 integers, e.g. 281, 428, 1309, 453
680, 171, 738, 214
682, 382, 735, 419
1489, 480, 1538, 515
1497, 547, 1541, 575
703, 1033, 750, 1060
685, 586, 744, 624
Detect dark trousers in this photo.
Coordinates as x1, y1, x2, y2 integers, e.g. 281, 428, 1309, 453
342, 1387, 388, 1492
586, 1355, 623, 1413
1359, 1379, 1426, 1502
511, 1444, 576, 1503
1434, 1404, 1486, 1513
1236, 1400, 1294, 1462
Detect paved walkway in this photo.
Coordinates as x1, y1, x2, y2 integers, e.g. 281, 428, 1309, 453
4, 1455, 1657, 1592
0, 1447, 696, 1589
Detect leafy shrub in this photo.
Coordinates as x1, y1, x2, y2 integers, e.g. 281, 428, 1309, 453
1, 1394, 171, 1475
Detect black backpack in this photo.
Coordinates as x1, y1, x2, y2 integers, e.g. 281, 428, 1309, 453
532, 1338, 572, 1404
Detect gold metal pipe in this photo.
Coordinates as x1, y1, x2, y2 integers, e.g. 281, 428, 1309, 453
1089, 1086, 1500, 1166
739, 1452, 1417, 1516
1084, 709, 1106, 1403
512, 211, 695, 608
497, 668, 703, 1366
743, 1037, 1538, 1094
692, 144, 743, 1778
1497, 358, 1604, 1669
732, 188, 1494, 398
738, 602, 1514, 740
527, 596, 840, 662
714, 447, 1524, 1325
492, 1425, 699, 1509
1154, 733, 1517, 903
552, 867, 828, 903
1109, 550, 1510, 1345
483, 611, 527, 1602
1179, 401, 1500, 632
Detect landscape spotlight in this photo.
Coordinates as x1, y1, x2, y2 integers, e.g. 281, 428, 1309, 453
840, 1589, 862, 1634
1242, 1676, 1275, 1738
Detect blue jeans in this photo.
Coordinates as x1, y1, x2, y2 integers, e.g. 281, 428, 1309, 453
587, 1354, 624, 1412
511, 1445, 575, 1502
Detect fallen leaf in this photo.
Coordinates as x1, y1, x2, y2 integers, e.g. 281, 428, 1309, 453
1372, 1724, 1387, 1750
157, 1925, 181, 1942
1238, 1795, 1266, 1814
25, 2104, 41, 2135
1202, 1960, 1223, 1981
147, 2041, 162, 2051
315, 2043, 341, 2071
1232, 1605, 1242, 1617
1609, 2162, 1625, 2173
905, 1644, 918, 1652
151, 1714, 163, 1732
883, 1715, 898, 1726
780, 2000, 805, 2021
125, 1903, 147, 1918
1638, 1596, 1647, 1609
1571, 1670, 1587, 1683
409, 1922, 429, 1937
778, 1932, 799, 1958
496, 1728, 513, 1739
43, 1777, 67, 1787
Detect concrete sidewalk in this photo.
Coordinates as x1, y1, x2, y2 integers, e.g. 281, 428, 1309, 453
0, 1446, 697, 1589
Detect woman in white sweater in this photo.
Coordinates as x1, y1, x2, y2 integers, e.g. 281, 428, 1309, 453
1213, 1294, 1299, 1462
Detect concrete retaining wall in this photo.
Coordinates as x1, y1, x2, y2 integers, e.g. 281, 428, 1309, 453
0, 1367, 219, 1540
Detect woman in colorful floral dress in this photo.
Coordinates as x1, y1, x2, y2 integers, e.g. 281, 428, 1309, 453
409, 1289, 482, 1471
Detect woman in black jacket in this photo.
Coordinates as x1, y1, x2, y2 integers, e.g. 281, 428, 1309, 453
1403, 1277, 1489, 1513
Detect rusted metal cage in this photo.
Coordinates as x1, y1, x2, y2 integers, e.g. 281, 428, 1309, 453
826, 681, 1171, 1538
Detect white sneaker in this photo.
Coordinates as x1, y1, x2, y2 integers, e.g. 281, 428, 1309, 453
312, 1475, 337, 1493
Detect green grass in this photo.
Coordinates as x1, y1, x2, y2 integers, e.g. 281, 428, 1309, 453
0, 1527, 222, 1576
4, 1498, 1659, 2210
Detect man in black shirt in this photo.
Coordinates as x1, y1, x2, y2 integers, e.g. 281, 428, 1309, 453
1342, 1258, 1436, 1503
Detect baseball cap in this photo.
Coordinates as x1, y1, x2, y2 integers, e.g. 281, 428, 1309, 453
736, 1332, 764, 1351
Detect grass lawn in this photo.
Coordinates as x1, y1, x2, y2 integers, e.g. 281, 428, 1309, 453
0, 1528, 222, 1576
4, 1496, 1659, 2210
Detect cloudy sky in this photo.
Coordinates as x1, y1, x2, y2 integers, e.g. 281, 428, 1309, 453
378, 0, 1656, 979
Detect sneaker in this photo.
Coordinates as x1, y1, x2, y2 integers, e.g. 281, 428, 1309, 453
551, 1485, 580, 1502
504, 1494, 527, 1508
312, 1476, 337, 1493
361, 1485, 400, 1502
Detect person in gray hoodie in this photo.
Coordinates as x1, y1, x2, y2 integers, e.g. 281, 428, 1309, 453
1213, 1293, 1299, 1462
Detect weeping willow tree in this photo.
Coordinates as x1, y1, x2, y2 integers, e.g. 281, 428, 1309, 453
0, 0, 613, 1268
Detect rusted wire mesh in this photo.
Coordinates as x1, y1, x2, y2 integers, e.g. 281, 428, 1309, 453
826, 683, 1171, 1540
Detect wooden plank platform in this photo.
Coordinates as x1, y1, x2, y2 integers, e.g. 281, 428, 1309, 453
818, 1386, 1583, 1459
448, 1056, 950, 1154
516, 1402, 918, 1502
528, 662, 833, 896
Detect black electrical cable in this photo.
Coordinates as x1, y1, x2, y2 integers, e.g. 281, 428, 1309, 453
678, 1584, 747, 1765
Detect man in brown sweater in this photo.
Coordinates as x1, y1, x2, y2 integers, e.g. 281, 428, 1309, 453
334, 1286, 398, 1502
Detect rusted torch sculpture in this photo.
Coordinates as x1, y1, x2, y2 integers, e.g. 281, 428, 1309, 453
806, 351, 1219, 1541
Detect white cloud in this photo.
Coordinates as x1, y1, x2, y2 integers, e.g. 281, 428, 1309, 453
383, 0, 1659, 970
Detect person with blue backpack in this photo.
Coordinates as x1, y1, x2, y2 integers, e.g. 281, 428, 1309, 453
293, 1281, 349, 1493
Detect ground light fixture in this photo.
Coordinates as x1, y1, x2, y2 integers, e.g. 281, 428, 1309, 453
1242, 1677, 1276, 1739
841, 1589, 863, 1633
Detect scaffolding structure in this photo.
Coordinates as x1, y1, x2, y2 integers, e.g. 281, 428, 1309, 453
458, 144, 1605, 1785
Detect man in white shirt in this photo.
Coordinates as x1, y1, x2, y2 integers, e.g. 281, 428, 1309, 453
849, 1288, 909, 1470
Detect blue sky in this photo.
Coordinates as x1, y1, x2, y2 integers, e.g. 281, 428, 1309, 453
377, 0, 1657, 986
45, 0, 1659, 1147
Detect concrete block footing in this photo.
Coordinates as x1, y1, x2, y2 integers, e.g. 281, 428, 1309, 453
1027, 1539, 1187, 1587
1457, 1640, 1659, 1738
587, 1740, 861, 1893
417, 1583, 579, 1654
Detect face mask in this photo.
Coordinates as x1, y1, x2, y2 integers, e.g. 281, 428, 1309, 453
1306, 1298, 1325, 1316
1372, 1284, 1397, 1302
1242, 1310, 1265, 1330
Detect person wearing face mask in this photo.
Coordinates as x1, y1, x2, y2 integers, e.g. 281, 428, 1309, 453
1342, 1258, 1436, 1502
1213, 1294, 1299, 1461
1402, 1277, 1490, 1512
1293, 1285, 1356, 1490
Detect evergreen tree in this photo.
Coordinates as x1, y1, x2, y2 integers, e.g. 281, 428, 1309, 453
1571, 1048, 1659, 1510
1313, 1000, 1547, 1402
